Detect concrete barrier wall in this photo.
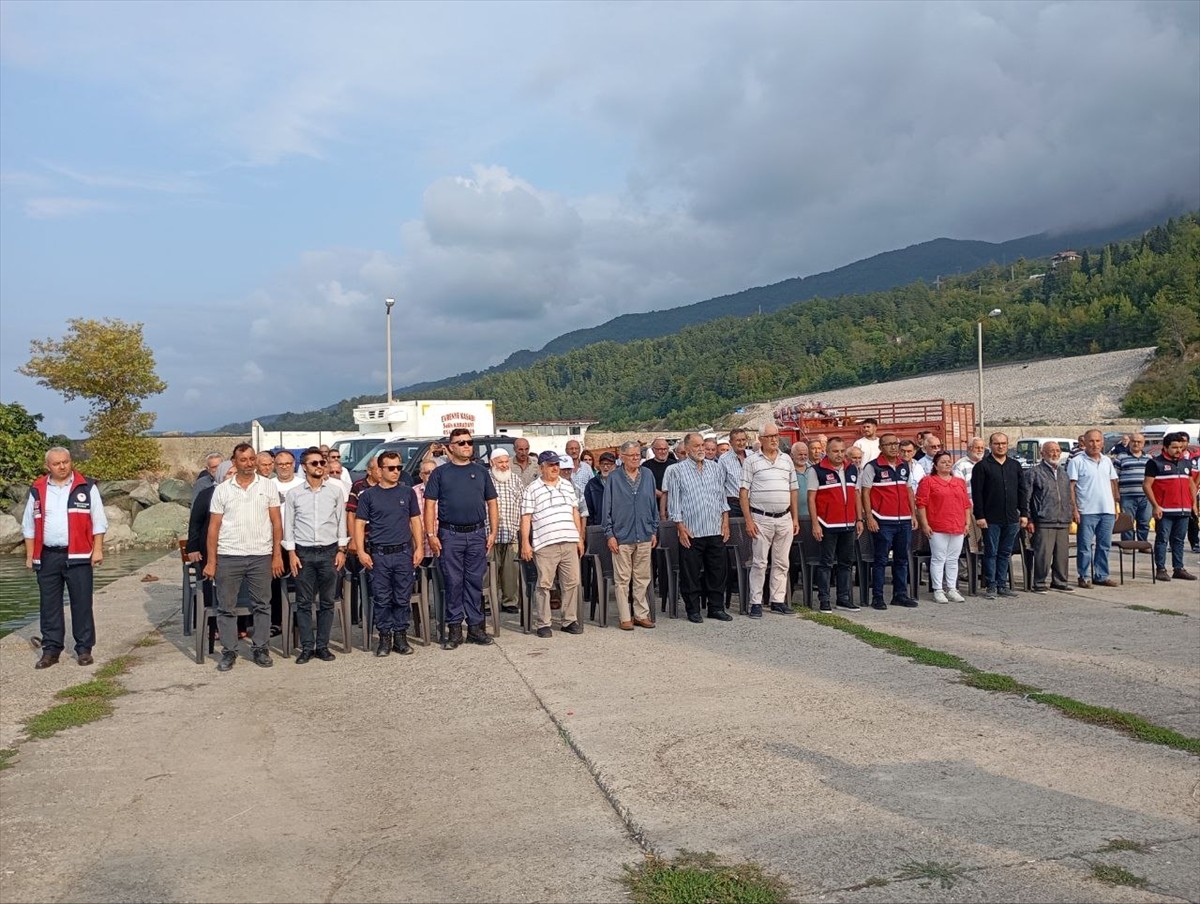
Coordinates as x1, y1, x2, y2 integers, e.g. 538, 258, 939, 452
153, 435, 248, 478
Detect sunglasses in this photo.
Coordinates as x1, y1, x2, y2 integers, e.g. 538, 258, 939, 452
452, 440, 474, 447
381, 465, 402, 471
305, 459, 326, 466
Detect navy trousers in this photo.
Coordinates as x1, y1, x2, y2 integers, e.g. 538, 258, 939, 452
370, 547, 415, 633
438, 528, 487, 626
36, 549, 95, 656
872, 520, 911, 603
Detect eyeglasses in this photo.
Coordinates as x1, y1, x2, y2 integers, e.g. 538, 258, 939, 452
452, 440, 474, 447
381, 465, 402, 471
305, 459, 326, 466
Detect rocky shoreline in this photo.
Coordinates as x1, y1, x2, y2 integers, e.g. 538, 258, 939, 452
0, 477, 193, 555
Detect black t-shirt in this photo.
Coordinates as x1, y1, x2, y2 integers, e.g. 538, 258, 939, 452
641, 459, 672, 492
423, 461, 496, 526
355, 484, 420, 547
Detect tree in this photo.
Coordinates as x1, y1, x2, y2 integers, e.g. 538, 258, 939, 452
0, 402, 69, 483
19, 318, 166, 478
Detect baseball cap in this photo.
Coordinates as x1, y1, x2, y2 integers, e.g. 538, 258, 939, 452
537, 450, 560, 465
558, 454, 573, 469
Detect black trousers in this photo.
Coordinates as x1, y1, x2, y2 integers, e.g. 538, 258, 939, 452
816, 529, 856, 605
678, 534, 728, 616
37, 548, 95, 655
294, 545, 339, 651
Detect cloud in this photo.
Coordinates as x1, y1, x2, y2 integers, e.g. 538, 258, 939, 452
23, 197, 112, 219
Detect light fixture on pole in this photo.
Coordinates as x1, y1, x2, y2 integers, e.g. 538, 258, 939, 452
977, 308, 1002, 436
385, 297, 396, 404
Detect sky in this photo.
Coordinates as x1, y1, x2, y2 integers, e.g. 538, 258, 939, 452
1, 0, 1197, 436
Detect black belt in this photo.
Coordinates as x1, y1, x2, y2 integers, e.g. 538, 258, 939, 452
442, 522, 485, 533
750, 507, 789, 518
42, 545, 69, 552
369, 543, 411, 554
296, 543, 338, 553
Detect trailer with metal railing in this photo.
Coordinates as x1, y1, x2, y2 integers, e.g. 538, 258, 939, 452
774, 399, 976, 454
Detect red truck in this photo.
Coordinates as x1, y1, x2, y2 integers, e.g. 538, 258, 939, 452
774, 399, 977, 455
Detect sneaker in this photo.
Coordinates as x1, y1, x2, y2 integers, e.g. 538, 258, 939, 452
871, 600, 888, 611
1050, 582, 1075, 592
835, 599, 860, 612
819, 602, 833, 612
560, 621, 584, 635
748, 604, 764, 619
932, 590, 948, 604
984, 587, 997, 600
1030, 585, 1048, 594
535, 626, 553, 638
1156, 568, 1171, 582
770, 603, 791, 615
945, 589, 966, 603
997, 587, 1019, 598
216, 650, 237, 672
1192, 545, 1200, 554
1173, 568, 1198, 581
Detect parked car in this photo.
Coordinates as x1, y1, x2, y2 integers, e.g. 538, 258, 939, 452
350, 435, 517, 483
1012, 437, 1073, 468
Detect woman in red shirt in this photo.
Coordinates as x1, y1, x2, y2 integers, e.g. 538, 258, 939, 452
915, 451, 972, 603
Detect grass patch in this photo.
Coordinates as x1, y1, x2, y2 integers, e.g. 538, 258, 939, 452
134, 633, 163, 647
896, 860, 974, 890
1090, 863, 1148, 887
24, 699, 115, 739
623, 850, 788, 904
1125, 605, 1187, 617
1099, 838, 1149, 853
55, 678, 127, 701
94, 655, 136, 680
0, 748, 17, 771
801, 610, 1200, 756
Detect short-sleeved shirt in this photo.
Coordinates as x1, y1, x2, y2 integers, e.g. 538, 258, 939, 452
740, 451, 798, 513
210, 474, 279, 556
521, 478, 580, 552
1066, 453, 1117, 515
422, 461, 496, 526
355, 484, 421, 547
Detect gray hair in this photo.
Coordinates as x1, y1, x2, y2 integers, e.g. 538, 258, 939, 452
205, 451, 223, 464
619, 440, 641, 454
44, 446, 71, 465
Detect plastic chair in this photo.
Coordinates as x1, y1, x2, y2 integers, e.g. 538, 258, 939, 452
282, 568, 354, 656
518, 557, 538, 633
178, 538, 200, 638
583, 526, 611, 627
194, 579, 254, 665
909, 527, 931, 599
1112, 512, 1155, 584
653, 521, 681, 618
793, 521, 821, 609
723, 518, 752, 615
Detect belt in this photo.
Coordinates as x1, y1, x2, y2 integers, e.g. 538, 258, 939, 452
369, 543, 411, 554
442, 522, 485, 533
750, 507, 789, 518
296, 543, 338, 553
41, 545, 69, 552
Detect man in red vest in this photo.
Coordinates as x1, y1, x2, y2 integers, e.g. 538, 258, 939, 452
22, 447, 108, 669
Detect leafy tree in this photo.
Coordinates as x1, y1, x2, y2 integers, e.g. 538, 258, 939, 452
19, 318, 166, 479
0, 402, 68, 483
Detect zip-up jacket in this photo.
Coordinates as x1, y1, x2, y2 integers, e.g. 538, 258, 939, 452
811, 458, 859, 530
971, 453, 1028, 524
1024, 460, 1071, 527
29, 471, 96, 565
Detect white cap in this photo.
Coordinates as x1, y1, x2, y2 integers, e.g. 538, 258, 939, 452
489, 448, 510, 461
558, 453, 573, 469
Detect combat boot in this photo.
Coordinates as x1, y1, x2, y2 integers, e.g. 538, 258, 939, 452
442, 623, 463, 651
392, 630, 413, 655
466, 623, 494, 646
374, 630, 392, 657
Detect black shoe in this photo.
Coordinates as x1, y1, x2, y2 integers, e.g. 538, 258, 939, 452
216, 651, 237, 672
708, 610, 733, 622
270, 625, 282, 637
443, 623, 463, 650
1050, 582, 1075, 592
769, 603, 790, 615
294, 649, 314, 664
392, 632, 413, 655
998, 587, 1019, 598
315, 648, 336, 661
375, 631, 392, 657
535, 626, 553, 638
984, 587, 997, 600
560, 621, 584, 635
835, 600, 860, 612
819, 602, 833, 612
252, 648, 273, 668
466, 623, 494, 645
686, 612, 704, 624
871, 600, 887, 610
1030, 585, 1048, 594
500, 604, 519, 614
891, 597, 918, 608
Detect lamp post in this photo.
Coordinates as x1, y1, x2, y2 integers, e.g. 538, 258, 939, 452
385, 297, 396, 403
976, 308, 1002, 436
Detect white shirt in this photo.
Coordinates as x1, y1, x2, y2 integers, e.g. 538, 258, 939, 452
852, 437, 880, 463
272, 475, 304, 503
211, 474, 279, 556
1067, 453, 1118, 515
521, 478, 580, 552
22, 478, 108, 545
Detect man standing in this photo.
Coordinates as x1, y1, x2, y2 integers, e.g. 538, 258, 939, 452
1115, 434, 1151, 542
192, 451, 224, 502
283, 448, 348, 662
423, 428, 498, 649
355, 451, 424, 656
907, 434, 943, 491
565, 439, 593, 497
584, 451, 616, 525
520, 451, 585, 636
971, 433, 1028, 600
851, 418, 881, 464
790, 442, 812, 521
1068, 429, 1120, 589
23, 447, 107, 669
489, 448, 523, 614
512, 437, 539, 484
739, 424, 799, 617
325, 448, 354, 495
703, 437, 720, 461
718, 427, 752, 511
1023, 441, 1075, 593
953, 437, 987, 501
665, 433, 731, 624
255, 451, 276, 478
1144, 431, 1198, 582
807, 437, 862, 613
271, 450, 303, 501
602, 441, 659, 630
861, 433, 918, 609
204, 443, 284, 671
641, 437, 673, 518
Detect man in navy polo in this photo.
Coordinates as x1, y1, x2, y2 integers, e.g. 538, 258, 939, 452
422, 428, 499, 650
355, 450, 424, 657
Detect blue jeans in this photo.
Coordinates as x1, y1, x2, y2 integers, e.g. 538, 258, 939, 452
1120, 495, 1150, 542
871, 520, 911, 603
982, 522, 1020, 591
1154, 513, 1190, 571
1077, 512, 1114, 581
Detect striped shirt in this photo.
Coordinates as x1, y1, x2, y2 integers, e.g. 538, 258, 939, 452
1114, 452, 1151, 496
665, 457, 729, 536
740, 451, 798, 513
718, 449, 753, 499
210, 474, 279, 556
282, 480, 347, 550
521, 478, 580, 552
492, 472, 525, 544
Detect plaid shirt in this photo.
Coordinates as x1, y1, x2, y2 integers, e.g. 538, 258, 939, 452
492, 472, 525, 544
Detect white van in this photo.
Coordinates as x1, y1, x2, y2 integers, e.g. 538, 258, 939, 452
1013, 437, 1073, 468
1141, 423, 1200, 445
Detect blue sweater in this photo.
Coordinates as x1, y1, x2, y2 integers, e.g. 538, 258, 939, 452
601, 467, 659, 544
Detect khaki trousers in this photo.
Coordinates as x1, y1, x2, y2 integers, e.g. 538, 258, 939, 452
612, 540, 653, 621
749, 513, 794, 606
492, 541, 520, 606
534, 542, 580, 629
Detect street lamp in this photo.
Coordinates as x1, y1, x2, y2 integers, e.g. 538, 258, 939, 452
385, 297, 396, 404
977, 308, 1002, 437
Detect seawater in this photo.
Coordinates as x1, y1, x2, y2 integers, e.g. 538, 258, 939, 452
0, 548, 173, 638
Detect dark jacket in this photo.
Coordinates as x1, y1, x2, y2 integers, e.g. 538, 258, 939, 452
971, 453, 1028, 524
584, 475, 607, 526
187, 484, 215, 562
1023, 460, 1071, 527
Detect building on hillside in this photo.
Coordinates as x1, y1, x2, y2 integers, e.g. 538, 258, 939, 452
1051, 251, 1080, 268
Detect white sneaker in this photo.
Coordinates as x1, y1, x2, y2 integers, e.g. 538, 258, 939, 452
945, 589, 966, 603
933, 590, 949, 604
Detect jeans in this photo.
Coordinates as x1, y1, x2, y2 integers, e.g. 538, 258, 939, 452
982, 522, 1020, 591
1120, 495, 1150, 542
1154, 513, 1190, 571
1077, 512, 1115, 581
293, 544, 339, 650
871, 520, 911, 603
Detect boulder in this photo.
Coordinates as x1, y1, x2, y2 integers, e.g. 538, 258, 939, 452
132, 502, 189, 543
128, 480, 161, 509
97, 480, 141, 501
3, 483, 29, 506
104, 505, 131, 527
0, 512, 23, 549
103, 521, 137, 549
157, 477, 192, 504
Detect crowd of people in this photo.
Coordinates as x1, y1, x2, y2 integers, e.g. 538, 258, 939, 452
20, 421, 1199, 671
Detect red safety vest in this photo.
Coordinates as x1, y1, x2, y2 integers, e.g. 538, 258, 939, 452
865, 455, 912, 521
29, 471, 96, 565
1149, 454, 1195, 515
811, 458, 858, 530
